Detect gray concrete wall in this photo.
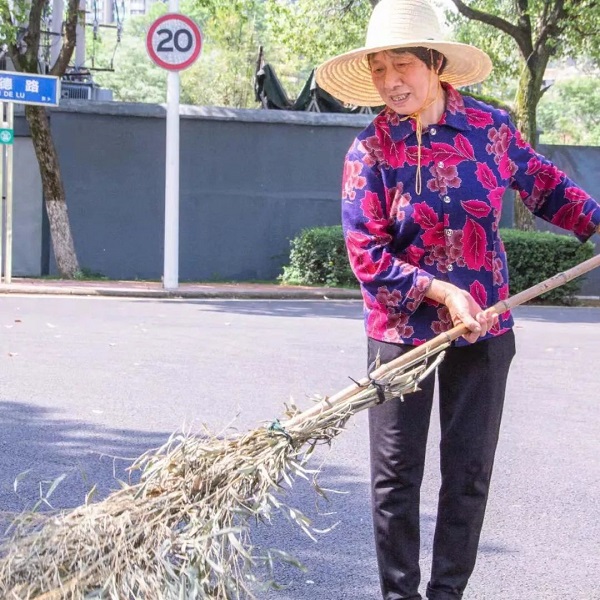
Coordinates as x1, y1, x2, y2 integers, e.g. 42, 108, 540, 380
47, 102, 371, 281
9, 102, 600, 294
12, 137, 43, 276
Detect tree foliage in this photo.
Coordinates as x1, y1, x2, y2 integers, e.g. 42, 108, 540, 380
0, 0, 81, 276
91, 0, 375, 106
538, 76, 600, 146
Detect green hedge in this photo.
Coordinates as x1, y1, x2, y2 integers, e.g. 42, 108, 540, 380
280, 226, 595, 304
501, 229, 594, 304
280, 226, 355, 287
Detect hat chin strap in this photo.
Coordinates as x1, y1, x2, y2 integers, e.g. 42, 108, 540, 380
398, 66, 444, 195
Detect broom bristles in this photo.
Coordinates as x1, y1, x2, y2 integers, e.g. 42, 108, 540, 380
0, 350, 444, 599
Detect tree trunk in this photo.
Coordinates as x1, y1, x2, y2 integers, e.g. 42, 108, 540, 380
513, 61, 545, 232
25, 105, 79, 277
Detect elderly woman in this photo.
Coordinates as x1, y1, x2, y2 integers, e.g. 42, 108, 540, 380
316, 1, 600, 599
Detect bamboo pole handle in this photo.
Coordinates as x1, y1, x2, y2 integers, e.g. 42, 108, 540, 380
283, 253, 600, 429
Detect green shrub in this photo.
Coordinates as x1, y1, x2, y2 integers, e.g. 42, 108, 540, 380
501, 228, 594, 304
281, 225, 595, 304
280, 226, 356, 287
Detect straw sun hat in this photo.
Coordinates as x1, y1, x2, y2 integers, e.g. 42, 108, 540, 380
316, 0, 492, 107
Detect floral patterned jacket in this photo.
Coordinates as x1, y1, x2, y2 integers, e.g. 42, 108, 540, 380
342, 83, 600, 346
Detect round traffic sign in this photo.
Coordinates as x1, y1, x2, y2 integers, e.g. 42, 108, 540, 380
146, 13, 202, 72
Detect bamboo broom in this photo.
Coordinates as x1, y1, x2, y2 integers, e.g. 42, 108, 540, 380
1, 254, 599, 600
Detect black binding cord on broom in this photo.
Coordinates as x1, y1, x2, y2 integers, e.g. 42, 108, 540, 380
1, 254, 599, 600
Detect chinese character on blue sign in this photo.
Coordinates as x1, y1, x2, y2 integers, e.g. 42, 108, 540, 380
0, 71, 61, 106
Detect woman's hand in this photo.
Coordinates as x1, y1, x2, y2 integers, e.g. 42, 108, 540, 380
443, 287, 497, 343
425, 280, 498, 343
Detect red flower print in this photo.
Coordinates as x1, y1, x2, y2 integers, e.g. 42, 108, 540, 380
406, 274, 431, 312
385, 108, 402, 126
359, 192, 393, 244
427, 163, 462, 195
577, 212, 595, 237
461, 200, 492, 219
565, 187, 590, 202
469, 280, 488, 308
406, 145, 433, 166
487, 187, 504, 212
423, 230, 464, 273
483, 250, 499, 276
446, 230, 465, 267
431, 138, 473, 167
421, 222, 446, 246
525, 156, 542, 175
445, 86, 464, 114
375, 286, 403, 308
475, 162, 498, 190
454, 134, 476, 161
498, 153, 517, 179
486, 123, 512, 161
346, 231, 393, 282
382, 311, 415, 343
387, 182, 412, 218
431, 306, 453, 334
342, 160, 367, 201
361, 190, 385, 221
514, 129, 529, 149
375, 121, 408, 168
360, 135, 386, 165
551, 202, 584, 231
401, 244, 426, 265
412, 202, 439, 229
366, 307, 388, 337
497, 283, 510, 318
534, 164, 562, 192
463, 218, 487, 271
491, 254, 504, 285
466, 107, 494, 128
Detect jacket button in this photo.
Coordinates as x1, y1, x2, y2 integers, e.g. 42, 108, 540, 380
447, 264, 454, 271
443, 195, 451, 203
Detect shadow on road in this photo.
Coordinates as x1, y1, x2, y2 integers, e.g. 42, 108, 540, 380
0, 400, 171, 527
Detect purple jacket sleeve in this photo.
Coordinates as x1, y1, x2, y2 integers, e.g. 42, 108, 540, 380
504, 117, 600, 242
342, 140, 434, 315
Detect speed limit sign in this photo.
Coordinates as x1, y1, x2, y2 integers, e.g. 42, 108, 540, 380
146, 13, 202, 71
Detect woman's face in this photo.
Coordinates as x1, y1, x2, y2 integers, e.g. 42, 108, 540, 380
369, 50, 437, 115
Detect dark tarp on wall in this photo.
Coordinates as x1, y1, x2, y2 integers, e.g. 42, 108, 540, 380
254, 61, 378, 114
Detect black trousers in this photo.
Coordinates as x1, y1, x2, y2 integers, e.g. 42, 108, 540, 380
367, 331, 516, 600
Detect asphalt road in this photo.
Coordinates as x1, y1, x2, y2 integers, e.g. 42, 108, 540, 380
0, 296, 599, 600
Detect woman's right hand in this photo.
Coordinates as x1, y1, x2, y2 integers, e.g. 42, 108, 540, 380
442, 287, 497, 343
425, 280, 498, 343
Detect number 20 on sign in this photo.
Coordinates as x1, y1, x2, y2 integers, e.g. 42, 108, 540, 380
146, 13, 202, 71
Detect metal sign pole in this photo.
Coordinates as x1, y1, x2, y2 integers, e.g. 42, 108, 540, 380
163, 0, 181, 291
163, 68, 180, 290
5, 101, 13, 283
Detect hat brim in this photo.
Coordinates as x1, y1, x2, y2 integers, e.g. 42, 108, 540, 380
316, 41, 492, 107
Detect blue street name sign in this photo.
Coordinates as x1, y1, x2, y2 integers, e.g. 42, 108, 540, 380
0, 71, 60, 106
